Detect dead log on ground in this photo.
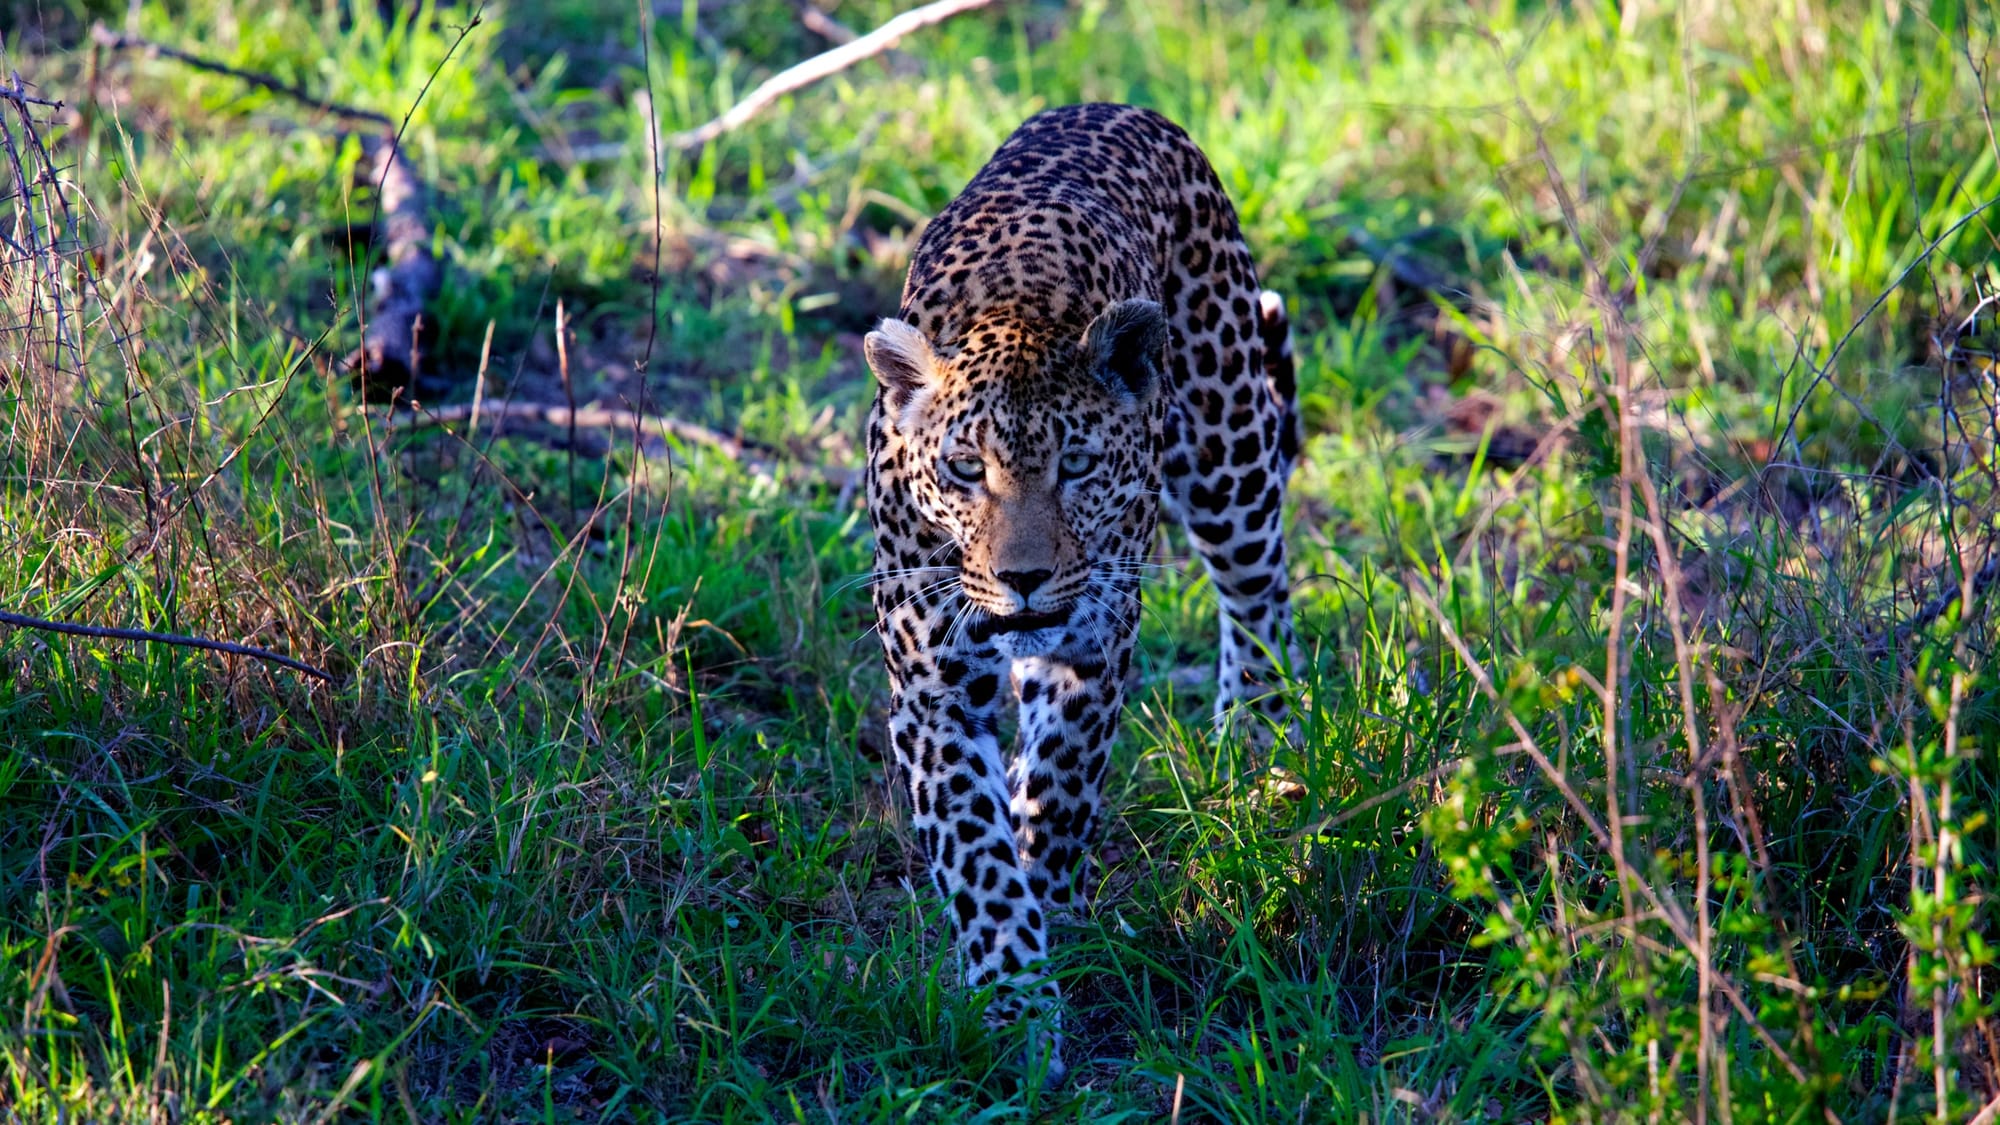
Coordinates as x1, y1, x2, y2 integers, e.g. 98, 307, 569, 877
346, 138, 443, 400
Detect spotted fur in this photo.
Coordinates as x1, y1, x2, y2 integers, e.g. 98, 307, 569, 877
862, 104, 1300, 1078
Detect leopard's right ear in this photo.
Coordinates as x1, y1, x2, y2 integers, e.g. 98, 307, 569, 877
864, 318, 939, 416
1084, 298, 1167, 401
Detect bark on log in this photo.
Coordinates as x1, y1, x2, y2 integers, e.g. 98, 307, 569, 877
346, 138, 442, 398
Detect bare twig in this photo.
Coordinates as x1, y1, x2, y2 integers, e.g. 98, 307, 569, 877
1, 75, 85, 379
797, 2, 861, 44
666, 0, 1002, 150
1773, 195, 2000, 469
1872, 295, 2000, 654
88, 24, 394, 127
0, 609, 332, 682
0, 76, 63, 109
556, 301, 577, 504
608, 0, 680, 719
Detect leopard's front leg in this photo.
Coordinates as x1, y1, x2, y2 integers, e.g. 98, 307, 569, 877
1008, 609, 1137, 914
880, 602, 1063, 1077
889, 680, 1051, 993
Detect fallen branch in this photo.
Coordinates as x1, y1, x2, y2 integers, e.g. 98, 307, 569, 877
388, 398, 859, 488
89, 24, 394, 127
1346, 228, 1497, 318
667, 0, 1002, 150
345, 137, 443, 396
1347, 228, 1454, 294
407, 398, 759, 456
0, 609, 333, 683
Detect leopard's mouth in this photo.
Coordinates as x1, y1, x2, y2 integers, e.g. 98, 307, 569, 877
972, 603, 1075, 638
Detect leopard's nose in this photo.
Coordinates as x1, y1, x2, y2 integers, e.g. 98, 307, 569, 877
997, 568, 1054, 597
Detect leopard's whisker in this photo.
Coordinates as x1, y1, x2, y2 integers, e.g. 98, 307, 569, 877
853, 575, 964, 647
943, 596, 980, 656
1072, 591, 1125, 671
1092, 577, 1174, 633
825, 565, 960, 606
836, 542, 962, 600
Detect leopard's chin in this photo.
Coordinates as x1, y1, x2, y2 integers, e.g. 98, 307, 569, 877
969, 603, 1076, 655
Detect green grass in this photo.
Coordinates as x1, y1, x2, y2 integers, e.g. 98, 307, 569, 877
3, 0, 1998, 1119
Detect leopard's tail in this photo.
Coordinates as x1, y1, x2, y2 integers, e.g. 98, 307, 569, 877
1257, 289, 1301, 475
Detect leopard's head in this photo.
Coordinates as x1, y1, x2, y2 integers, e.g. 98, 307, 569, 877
866, 299, 1166, 655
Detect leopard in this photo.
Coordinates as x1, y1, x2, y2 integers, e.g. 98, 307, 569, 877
861, 102, 1301, 1081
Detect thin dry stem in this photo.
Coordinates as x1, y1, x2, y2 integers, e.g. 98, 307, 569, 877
89, 24, 394, 126
0, 608, 332, 682
667, 0, 1002, 150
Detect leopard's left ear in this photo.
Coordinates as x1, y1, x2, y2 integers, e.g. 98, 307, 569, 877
1084, 298, 1167, 401
864, 318, 939, 414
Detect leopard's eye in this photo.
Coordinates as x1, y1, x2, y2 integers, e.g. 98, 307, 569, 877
943, 455, 986, 485
1058, 451, 1100, 480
